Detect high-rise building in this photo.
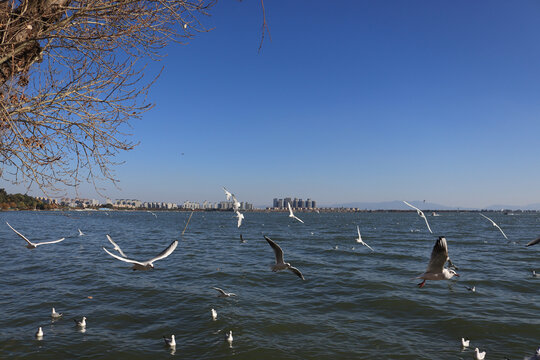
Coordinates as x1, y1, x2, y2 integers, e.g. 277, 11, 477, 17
306, 198, 312, 209
284, 197, 292, 208
273, 198, 279, 208
277, 199, 284, 209
298, 198, 304, 208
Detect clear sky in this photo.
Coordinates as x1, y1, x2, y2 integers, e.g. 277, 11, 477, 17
6, 0, 540, 208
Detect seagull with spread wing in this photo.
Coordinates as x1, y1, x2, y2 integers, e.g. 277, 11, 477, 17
287, 202, 304, 224
103, 239, 178, 271
355, 225, 374, 251
416, 236, 459, 288
264, 235, 305, 280
106, 235, 127, 257
6, 222, 66, 249
235, 211, 244, 228
222, 187, 233, 201
479, 213, 508, 240
403, 201, 432, 233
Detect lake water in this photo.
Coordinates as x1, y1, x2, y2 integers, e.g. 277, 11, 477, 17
0, 210, 538, 359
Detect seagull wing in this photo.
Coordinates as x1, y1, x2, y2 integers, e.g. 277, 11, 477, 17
425, 237, 449, 273
479, 213, 496, 225
363, 242, 374, 252
293, 215, 304, 224
34, 238, 66, 246
422, 216, 433, 233
493, 223, 508, 239
403, 200, 422, 212
287, 202, 294, 216
147, 240, 178, 263
264, 236, 284, 264
103, 247, 145, 266
526, 236, 540, 247
106, 235, 127, 257
288, 266, 305, 280
222, 187, 232, 200
6, 222, 35, 247
213, 287, 227, 296
356, 225, 362, 241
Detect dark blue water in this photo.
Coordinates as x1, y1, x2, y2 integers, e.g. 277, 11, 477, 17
0, 210, 538, 359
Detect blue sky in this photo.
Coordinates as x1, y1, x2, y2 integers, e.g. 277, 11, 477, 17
7, 1, 540, 207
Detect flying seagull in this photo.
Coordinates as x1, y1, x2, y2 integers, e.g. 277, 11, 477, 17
147, 210, 157, 218
287, 202, 304, 224
526, 236, 540, 247
222, 187, 233, 201
213, 287, 236, 297
78, 229, 85, 236
106, 235, 127, 257
6, 222, 66, 249
416, 236, 459, 288
103, 240, 178, 271
403, 201, 432, 233
264, 235, 305, 280
235, 211, 244, 228
479, 213, 508, 240
231, 194, 241, 211
355, 225, 374, 251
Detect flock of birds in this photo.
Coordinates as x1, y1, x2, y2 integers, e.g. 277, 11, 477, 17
5, 190, 540, 359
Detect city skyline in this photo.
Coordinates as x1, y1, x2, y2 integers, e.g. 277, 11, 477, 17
3, 1, 540, 209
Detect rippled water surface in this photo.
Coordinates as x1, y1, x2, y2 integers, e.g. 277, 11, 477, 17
0, 210, 538, 359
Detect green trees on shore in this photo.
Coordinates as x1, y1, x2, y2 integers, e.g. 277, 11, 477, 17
0, 188, 52, 210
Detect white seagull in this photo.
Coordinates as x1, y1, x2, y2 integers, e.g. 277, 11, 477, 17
222, 187, 233, 201
231, 194, 241, 211
264, 236, 305, 280
461, 338, 470, 347
226, 330, 233, 346
235, 211, 244, 228
474, 348, 486, 360
211, 309, 218, 321
416, 236, 459, 288
163, 334, 176, 348
106, 235, 127, 258
213, 287, 236, 297
529, 347, 540, 360
526, 236, 540, 247
147, 210, 157, 218
103, 240, 178, 271
355, 226, 374, 251
287, 202, 304, 224
479, 213, 508, 240
403, 201, 432, 233
6, 222, 66, 249
74, 316, 86, 329
532, 270, 538, 278
35, 327, 43, 340
78, 229, 85, 236
51, 307, 62, 319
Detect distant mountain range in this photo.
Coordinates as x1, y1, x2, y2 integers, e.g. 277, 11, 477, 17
325, 200, 540, 211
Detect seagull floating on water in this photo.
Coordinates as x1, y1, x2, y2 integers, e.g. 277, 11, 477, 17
35, 327, 43, 340
240, 234, 246, 243
264, 236, 305, 280
163, 334, 176, 348
479, 213, 508, 240
287, 202, 304, 224
74, 316, 86, 329
235, 211, 244, 228
532, 270, 538, 278
355, 226, 374, 251
403, 201, 432, 233
213, 287, 236, 297
528, 347, 540, 360
78, 229, 84, 236
6, 222, 66, 249
106, 235, 127, 257
474, 347, 486, 360
466, 286, 476, 292
461, 338, 470, 347
103, 240, 178, 271
51, 307, 62, 319
226, 330, 233, 346
526, 236, 540, 247
211, 309, 218, 321
416, 236, 459, 288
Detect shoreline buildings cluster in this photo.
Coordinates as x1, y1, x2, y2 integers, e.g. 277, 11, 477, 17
272, 197, 317, 209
